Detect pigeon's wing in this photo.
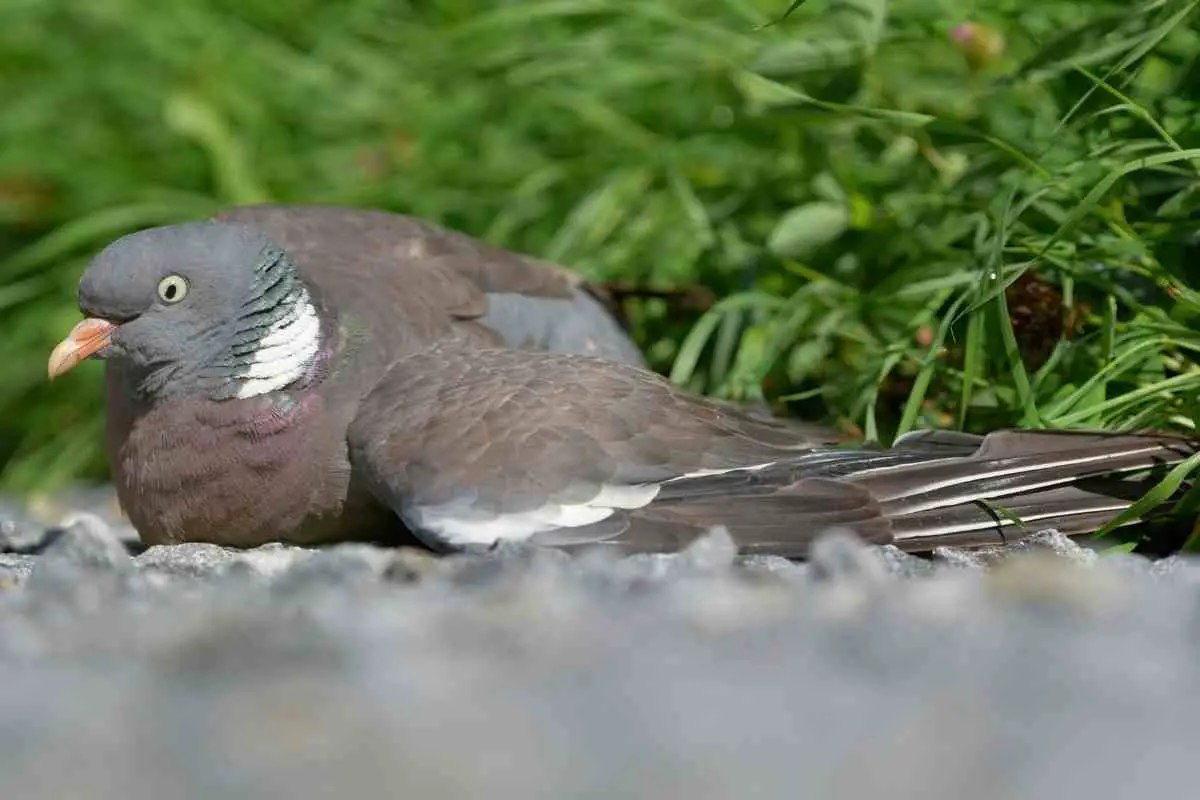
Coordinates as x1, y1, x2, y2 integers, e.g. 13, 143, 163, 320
213, 204, 645, 366
347, 347, 1199, 557
347, 346, 872, 555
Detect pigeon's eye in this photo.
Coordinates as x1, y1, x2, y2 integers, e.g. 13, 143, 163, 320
157, 275, 189, 304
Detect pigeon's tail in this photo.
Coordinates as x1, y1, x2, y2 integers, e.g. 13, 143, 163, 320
569, 429, 1200, 558
846, 429, 1198, 551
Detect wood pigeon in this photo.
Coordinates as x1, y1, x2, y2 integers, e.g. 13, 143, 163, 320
47, 205, 1197, 555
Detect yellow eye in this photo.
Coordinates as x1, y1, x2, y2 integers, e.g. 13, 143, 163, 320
157, 275, 189, 304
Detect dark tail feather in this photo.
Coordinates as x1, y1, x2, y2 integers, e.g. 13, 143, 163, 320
853, 432, 1192, 507
860, 430, 1198, 551
550, 430, 1199, 558
888, 480, 1148, 547
895, 510, 1131, 550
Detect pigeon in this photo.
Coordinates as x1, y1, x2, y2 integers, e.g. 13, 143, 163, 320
48, 205, 1198, 555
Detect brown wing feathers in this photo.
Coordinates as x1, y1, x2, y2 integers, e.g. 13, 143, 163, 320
350, 346, 1198, 557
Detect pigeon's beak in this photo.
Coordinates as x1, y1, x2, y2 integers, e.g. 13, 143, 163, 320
48, 317, 118, 380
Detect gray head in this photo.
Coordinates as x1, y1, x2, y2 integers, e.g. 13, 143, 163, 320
49, 221, 327, 400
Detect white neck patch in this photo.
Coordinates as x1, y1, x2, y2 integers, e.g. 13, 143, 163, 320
234, 290, 321, 399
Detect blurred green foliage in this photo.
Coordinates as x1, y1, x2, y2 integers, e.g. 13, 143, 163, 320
1, 0, 1199, 493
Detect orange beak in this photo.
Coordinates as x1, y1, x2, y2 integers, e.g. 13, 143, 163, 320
48, 318, 118, 380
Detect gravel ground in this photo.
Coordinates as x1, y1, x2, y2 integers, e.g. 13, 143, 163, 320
3, 488, 1200, 799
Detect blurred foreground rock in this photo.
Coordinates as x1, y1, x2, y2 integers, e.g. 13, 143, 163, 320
1, 491, 1198, 799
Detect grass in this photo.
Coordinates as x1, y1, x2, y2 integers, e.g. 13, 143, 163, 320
1, 0, 1199, 542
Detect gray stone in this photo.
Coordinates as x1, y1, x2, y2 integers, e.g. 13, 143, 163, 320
0, 513, 57, 553
0, 554, 34, 586
136, 542, 249, 579
809, 528, 891, 585
1, 512, 1200, 798
675, 526, 738, 571
33, 514, 132, 573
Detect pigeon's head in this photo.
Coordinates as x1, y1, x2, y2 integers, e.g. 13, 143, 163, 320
48, 221, 325, 400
